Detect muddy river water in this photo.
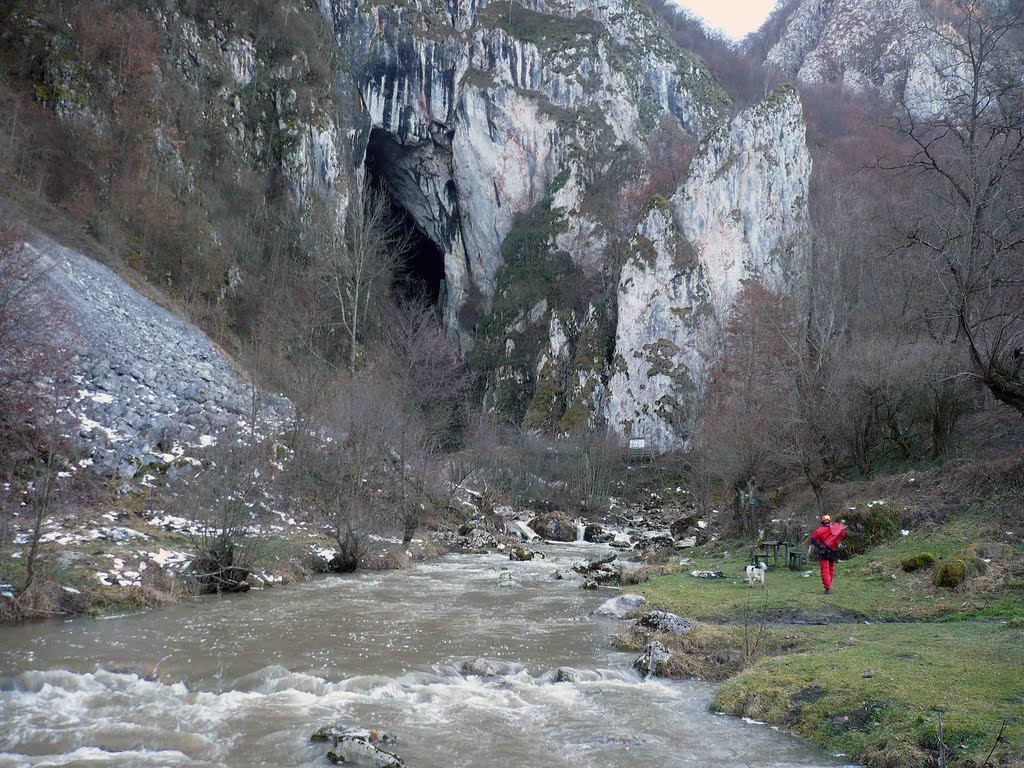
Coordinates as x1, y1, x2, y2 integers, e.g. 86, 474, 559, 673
0, 542, 853, 767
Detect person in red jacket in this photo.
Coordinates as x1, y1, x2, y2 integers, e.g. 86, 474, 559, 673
810, 515, 843, 593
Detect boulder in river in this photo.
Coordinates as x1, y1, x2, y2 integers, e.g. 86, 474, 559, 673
311, 725, 403, 768
554, 666, 585, 683
633, 641, 672, 677
594, 594, 648, 619
584, 523, 614, 544
311, 725, 397, 745
636, 610, 694, 636
509, 547, 543, 562
505, 519, 540, 541
531, 512, 576, 542
573, 554, 623, 585
461, 658, 505, 677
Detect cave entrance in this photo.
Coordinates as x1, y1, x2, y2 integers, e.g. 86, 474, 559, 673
364, 129, 446, 308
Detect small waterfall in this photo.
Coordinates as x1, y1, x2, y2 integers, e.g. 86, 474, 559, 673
507, 520, 539, 541
575, 521, 586, 542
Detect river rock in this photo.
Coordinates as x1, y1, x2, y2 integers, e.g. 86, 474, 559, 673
609, 540, 633, 551
554, 667, 585, 683
509, 547, 542, 562
311, 725, 397, 746
312, 725, 403, 768
636, 610, 694, 636
505, 519, 540, 541
461, 658, 505, 677
583, 523, 614, 544
531, 512, 576, 542
633, 641, 672, 677
572, 554, 623, 585
594, 594, 648, 619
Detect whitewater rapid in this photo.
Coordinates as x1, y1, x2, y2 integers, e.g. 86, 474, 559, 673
0, 545, 850, 767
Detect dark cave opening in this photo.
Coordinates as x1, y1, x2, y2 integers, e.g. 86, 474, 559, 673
364, 129, 446, 307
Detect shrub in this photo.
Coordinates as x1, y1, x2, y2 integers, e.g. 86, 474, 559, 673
359, 547, 411, 571
933, 546, 987, 589
900, 553, 936, 573
843, 503, 901, 555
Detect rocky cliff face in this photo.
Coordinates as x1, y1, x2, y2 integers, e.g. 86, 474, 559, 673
749, 0, 963, 116
319, 0, 730, 329
16, 0, 815, 451
605, 87, 811, 450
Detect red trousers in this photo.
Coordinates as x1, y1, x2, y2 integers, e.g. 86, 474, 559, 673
819, 559, 835, 589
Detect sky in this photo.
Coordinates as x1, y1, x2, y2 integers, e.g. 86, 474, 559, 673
671, 0, 778, 40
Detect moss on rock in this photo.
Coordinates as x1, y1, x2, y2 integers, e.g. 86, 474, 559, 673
933, 546, 987, 589
900, 553, 937, 573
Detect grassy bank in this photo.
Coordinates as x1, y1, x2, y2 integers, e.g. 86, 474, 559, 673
623, 518, 1024, 767
631, 520, 1023, 623
715, 623, 1024, 768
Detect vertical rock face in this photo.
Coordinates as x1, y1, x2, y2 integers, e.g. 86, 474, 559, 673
605, 86, 811, 450
164, 16, 360, 224
751, 0, 964, 116
318, 0, 729, 328
21, 0, 815, 450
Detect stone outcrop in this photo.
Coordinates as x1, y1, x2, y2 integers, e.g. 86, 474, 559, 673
749, 0, 970, 117
635, 610, 694, 636
20, 0, 817, 454
320, 0, 730, 330
605, 86, 811, 449
312, 725, 403, 767
632, 640, 671, 676
531, 512, 577, 542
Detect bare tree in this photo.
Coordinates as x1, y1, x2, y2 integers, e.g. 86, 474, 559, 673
289, 368, 403, 570
380, 302, 473, 542
16, 373, 73, 598
311, 186, 408, 372
887, 0, 1024, 416
0, 219, 77, 598
563, 427, 625, 513
176, 376, 277, 593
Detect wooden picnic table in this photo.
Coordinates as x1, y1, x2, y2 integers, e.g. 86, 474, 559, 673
750, 540, 792, 569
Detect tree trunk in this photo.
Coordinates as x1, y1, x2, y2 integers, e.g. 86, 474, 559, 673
984, 369, 1024, 417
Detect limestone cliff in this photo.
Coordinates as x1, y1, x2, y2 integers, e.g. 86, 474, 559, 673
606, 87, 811, 450
319, 0, 730, 329
10, 0, 815, 451
748, 0, 966, 116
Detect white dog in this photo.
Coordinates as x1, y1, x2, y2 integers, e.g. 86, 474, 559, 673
745, 561, 767, 588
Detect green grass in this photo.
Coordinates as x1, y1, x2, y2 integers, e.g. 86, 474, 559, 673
713, 623, 1024, 767
629, 523, 1024, 623
626, 519, 1024, 767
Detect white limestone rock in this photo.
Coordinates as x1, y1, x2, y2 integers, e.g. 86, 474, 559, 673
606, 86, 811, 450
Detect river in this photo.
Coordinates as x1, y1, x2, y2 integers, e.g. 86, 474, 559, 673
0, 542, 851, 767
